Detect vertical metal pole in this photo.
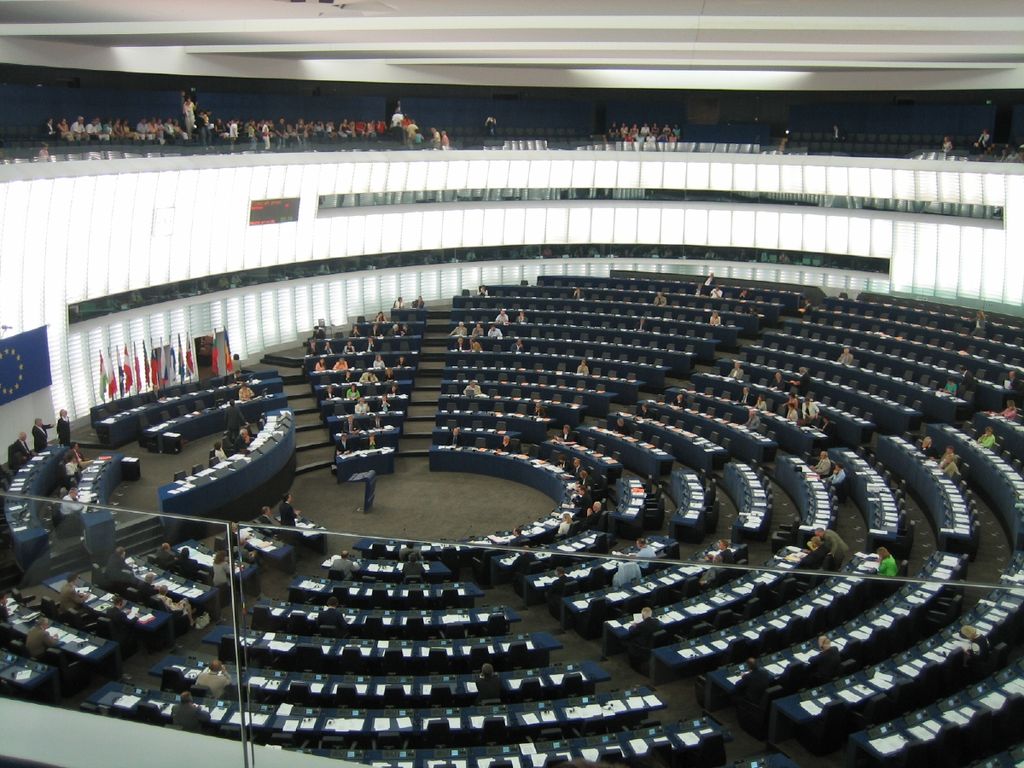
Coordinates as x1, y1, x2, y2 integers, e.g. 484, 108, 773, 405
225, 522, 252, 768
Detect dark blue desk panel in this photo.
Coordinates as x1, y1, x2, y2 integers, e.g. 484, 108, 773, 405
322, 555, 450, 584
303, 351, 419, 376
439, 394, 582, 428
433, 411, 551, 444
828, 448, 905, 550
43, 575, 174, 648
926, 422, 1024, 550
309, 365, 416, 387
578, 424, 674, 478
74, 452, 122, 557
334, 425, 402, 451
696, 369, 876, 448
142, 391, 289, 452
540, 273, 803, 312
722, 461, 772, 541
441, 377, 614, 418
444, 349, 665, 389
334, 448, 396, 483
428, 446, 576, 506
157, 410, 295, 519
497, 529, 613, 591
149, 654, 607, 707
665, 386, 825, 457
94, 376, 284, 447
728, 355, 921, 435
668, 468, 712, 543
465, 334, 691, 378
4, 447, 67, 571
644, 400, 777, 464
760, 331, 966, 423
249, 599, 515, 636
310, 335, 423, 355
171, 539, 261, 595
451, 307, 738, 355
610, 412, 727, 473
287, 577, 484, 609
327, 411, 406, 435
7, 604, 122, 678
431, 427, 522, 450
0, 651, 60, 703
875, 435, 975, 554
125, 556, 220, 616
537, 440, 623, 484
313, 380, 414, 403
443, 363, 640, 404
707, 550, 968, 715
320, 394, 410, 421
773, 453, 837, 534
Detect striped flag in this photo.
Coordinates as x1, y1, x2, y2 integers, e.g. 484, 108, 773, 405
123, 344, 133, 393
99, 351, 109, 401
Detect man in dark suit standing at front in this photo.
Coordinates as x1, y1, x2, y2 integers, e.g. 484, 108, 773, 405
32, 418, 52, 452
8, 432, 32, 471
56, 410, 72, 447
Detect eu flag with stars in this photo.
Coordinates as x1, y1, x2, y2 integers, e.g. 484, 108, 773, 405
0, 326, 52, 407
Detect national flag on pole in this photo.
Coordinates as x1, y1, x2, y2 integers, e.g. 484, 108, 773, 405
132, 342, 142, 395
149, 340, 159, 391
99, 351, 109, 401
211, 332, 221, 376
185, 334, 195, 379
166, 343, 176, 386
123, 344, 134, 393
224, 329, 234, 372
177, 334, 186, 384
115, 347, 125, 398
143, 340, 151, 390
107, 349, 117, 401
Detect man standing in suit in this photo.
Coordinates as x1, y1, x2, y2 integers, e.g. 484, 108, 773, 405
31, 418, 52, 453
56, 409, 71, 447
277, 493, 297, 527
105, 547, 132, 590
8, 432, 32, 471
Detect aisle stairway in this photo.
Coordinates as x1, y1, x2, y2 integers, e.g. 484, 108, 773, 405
399, 308, 450, 457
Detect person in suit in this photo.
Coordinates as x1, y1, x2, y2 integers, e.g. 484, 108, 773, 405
8, 432, 32, 471
104, 596, 134, 645
104, 547, 132, 590
56, 409, 71, 447
735, 657, 772, 705
172, 691, 211, 733
475, 663, 502, 703
317, 596, 348, 635
815, 526, 849, 569
799, 536, 829, 570
153, 542, 177, 570
25, 617, 59, 659
196, 659, 232, 699
627, 606, 661, 662
960, 625, 991, 675
810, 635, 841, 684
277, 493, 297, 527
174, 547, 201, 580
59, 574, 87, 613
224, 402, 244, 445
402, 551, 426, 582
31, 418, 52, 452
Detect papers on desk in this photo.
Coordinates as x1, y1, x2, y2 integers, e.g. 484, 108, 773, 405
800, 700, 824, 716
268, 641, 295, 652
14, 669, 33, 681
870, 732, 908, 755
114, 694, 141, 709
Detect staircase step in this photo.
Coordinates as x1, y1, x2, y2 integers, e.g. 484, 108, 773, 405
296, 423, 325, 433
295, 460, 334, 475
281, 373, 306, 385
293, 406, 320, 416
404, 415, 437, 423
297, 440, 332, 453
399, 448, 432, 458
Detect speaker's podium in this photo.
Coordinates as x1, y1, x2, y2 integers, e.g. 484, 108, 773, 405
346, 470, 376, 514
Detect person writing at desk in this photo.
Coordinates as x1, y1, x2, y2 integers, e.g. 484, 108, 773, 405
960, 625, 990, 674
1000, 399, 1017, 420
237, 382, 254, 402
977, 426, 997, 449
939, 446, 960, 478
212, 440, 228, 463
475, 663, 502, 704
313, 358, 326, 373
463, 380, 482, 397
875, 546, 898, 576
815, 526, 849, 568
25, 617, 59, 659
812, 450, 832, 478
577, 358, 590, 376
155, 585, 198, 627
836, 347, 855, 366
353, 398, 370, 416
59, 573, 87, 613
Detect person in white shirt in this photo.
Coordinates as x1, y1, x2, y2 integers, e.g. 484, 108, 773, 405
353, 398, 370, 415
837, 347, 855, 366
70, 117, 86, 141
85, 118, 100, 140
213, 441, 228, 462
494, 309, 510, 326
727, 361, 744, 381
577, 359, 590, 375
463, 380, 482, 397
487, 325, 503, 339
372, 354, 386, 370
709, 311, 722, 327
60, 487, 85, 520
710, 286, 723, 299
450, 322, 468, 338
556, 513, 573, 537
195, 659, 231, 697
802, 396, 820, 422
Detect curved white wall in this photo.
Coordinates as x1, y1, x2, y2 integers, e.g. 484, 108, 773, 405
0, 150, 1020, 425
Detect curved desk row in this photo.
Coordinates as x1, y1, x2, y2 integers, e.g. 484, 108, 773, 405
434, 411, 551, 444
540, 273, 803, 312
444, 349, 660, 389
431, 427, 522, 451
94, 375, 283, 447
5, 447, 67, 571
428, 446, 576, 507
450, 308, 739, 352
537, 440, 623, 485
443, 363, 640, 404
774, 453, 837, 534
287, 577, 484, 610
723, 461, 772, 541
828, 447, 905, 550
463, 333, 691, 378
157, 410, 295, 521
580, 424, 674, 479
612, 412, 726, 474
644, 399, 777, 464
669, 468, 714, 544
925, 423, 1024, 550
442, 377, 614, 418
309, 335, 422, 356
309, 365, 416, 386
694, 370, 875, 448
141, 391, 288, 453
302, 351, 418, 375
875, 435, 975, 554
334, 425, 401, 451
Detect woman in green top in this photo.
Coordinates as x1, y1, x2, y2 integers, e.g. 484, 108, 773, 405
977, 426, 997, 449
876, 547, 898, 577
345, 384, 360, 400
